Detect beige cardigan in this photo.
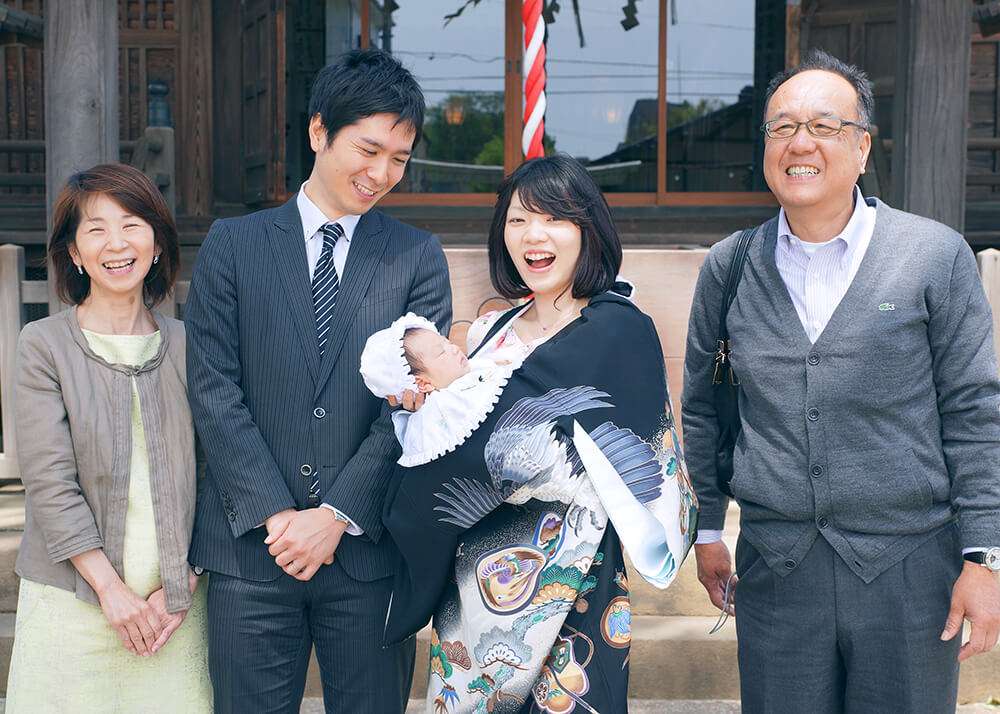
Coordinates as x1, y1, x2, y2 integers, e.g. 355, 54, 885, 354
13, 308, 196, 613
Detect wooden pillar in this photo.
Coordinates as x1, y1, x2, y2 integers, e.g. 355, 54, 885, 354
979, 249, 1000, 372
0, 245, 25, 479
44, 1, 119, 313
891, 0, 970, 232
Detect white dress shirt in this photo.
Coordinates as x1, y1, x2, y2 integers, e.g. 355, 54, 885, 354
296, 182, 364, 537
694, 189, 983, 554
297, 181, 361, 281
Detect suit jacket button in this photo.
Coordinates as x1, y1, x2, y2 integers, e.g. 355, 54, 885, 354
300, 464, 313, 476
313, 407, 327, 419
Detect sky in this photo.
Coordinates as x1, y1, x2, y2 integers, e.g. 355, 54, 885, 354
379, 0, 755, 161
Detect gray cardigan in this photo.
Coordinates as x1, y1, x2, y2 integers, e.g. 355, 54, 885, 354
682, 199, 1000, 582
13, 308, 196, 612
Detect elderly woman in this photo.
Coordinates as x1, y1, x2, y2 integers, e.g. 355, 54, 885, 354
383, 155, 698, 714
5, 163, 211, 712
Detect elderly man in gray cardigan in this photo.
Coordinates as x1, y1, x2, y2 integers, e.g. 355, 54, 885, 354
683, 49, 1000, 713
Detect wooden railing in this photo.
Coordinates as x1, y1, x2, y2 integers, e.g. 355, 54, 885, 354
2, 246, 999, 482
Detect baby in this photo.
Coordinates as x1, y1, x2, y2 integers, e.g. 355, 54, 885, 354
360, 313, 519, 466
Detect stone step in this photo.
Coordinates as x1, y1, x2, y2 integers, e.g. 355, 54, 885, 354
0, 490, 26, 614
629, 503, 741, 618
0, 613, 995, 704
293, 617, 1000, 704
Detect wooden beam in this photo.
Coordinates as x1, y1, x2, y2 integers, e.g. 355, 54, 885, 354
0, 6, 43, 41
44, 1, 119, 312
891, 0, 970, 232
978, 249, 1000, 368
656, 0, 667, 202
0, 245, 25, 467
503, 0, 523, 174
179, 0, 213, 216
785, 0, 801, 69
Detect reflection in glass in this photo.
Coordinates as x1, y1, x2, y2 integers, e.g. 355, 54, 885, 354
544, 4, 659, 192
665, 1, 759, 192
370, 0, 505, 193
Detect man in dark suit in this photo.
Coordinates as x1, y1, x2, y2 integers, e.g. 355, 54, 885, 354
185, 49, 451, 714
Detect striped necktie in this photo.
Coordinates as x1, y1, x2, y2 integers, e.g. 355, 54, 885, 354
312, 222, 344, 357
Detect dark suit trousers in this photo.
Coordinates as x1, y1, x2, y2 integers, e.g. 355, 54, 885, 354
735, 524, 962, 714
206, 560, 416, 714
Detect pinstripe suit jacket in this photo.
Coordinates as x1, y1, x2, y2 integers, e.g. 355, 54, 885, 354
186, 195, 452, 582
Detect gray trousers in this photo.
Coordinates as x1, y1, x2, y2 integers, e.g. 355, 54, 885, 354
735, 524, 962, 714
206, 561, 416, 714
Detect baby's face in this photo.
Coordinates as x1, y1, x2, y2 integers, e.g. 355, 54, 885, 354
405, 329, 470, 390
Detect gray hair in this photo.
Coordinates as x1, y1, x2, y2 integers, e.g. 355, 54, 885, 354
764, 49, 875, 130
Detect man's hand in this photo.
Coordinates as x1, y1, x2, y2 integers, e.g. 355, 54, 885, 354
387, 389, 425, 412
696, 541, 736, 615
264, 508, 297, 542
941, 562, 1000, 661
265, 508, 345, 581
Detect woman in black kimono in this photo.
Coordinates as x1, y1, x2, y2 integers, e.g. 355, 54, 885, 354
383, 155, 698, 714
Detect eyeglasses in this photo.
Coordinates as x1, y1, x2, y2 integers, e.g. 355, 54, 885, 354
761, 117, 868, 140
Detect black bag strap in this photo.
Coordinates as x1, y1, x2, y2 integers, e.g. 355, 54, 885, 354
713, 228, 756, 385
468, 302, 528, 359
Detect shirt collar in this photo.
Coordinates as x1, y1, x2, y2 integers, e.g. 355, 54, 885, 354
777, 186, 872, 265
296, 181, 361, 243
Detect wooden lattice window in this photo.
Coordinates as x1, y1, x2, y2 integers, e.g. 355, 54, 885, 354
120, 0, 176, 30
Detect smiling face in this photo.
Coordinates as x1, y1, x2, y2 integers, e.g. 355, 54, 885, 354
308, 112, 416, 218
68, 193, 159, 302
763, 70, 871, 213
404, 328, 470, 391
503, 192, 583, 300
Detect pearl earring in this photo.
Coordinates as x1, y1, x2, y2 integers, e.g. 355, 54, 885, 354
76, 265, 83, 275
153, 254, 159, 265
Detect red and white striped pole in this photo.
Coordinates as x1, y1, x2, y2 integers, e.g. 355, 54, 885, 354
522, 0, 546, 159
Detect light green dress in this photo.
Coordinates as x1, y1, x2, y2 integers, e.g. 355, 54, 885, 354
5, 330, 212, 713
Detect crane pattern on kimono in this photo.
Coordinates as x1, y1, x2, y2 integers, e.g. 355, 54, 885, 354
432, 386, 665, 530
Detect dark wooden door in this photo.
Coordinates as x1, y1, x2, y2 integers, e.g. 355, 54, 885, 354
241, 0, 286, 204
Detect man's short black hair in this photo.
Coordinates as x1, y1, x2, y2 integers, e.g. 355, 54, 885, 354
488, 154, 623, 301
308, 48, 425, 146
764, 48, 875, 129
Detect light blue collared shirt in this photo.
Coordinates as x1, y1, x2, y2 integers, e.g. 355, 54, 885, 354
774, 186, 876, 343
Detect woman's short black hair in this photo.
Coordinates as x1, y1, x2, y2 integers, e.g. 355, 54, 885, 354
488, 154, 623, 301
308, 48, 425, 146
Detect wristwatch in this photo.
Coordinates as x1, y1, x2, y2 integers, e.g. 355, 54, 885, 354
330, 508, 353, 527
964, 547, 1000, 572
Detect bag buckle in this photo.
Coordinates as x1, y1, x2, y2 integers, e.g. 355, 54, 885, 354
712, 340, 739, 386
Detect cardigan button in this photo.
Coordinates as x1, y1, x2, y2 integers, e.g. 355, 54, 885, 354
811, 464, 823, 477
807, 408, 820, 421
784, 559, 796, 569
807, 353, 820, 366
817, 517, 829, 529
228, 511, 236, 522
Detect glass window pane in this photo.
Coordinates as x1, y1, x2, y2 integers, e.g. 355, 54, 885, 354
665, 1, 760, 192
544, 4, 659, 192
370, 0, 505, 193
